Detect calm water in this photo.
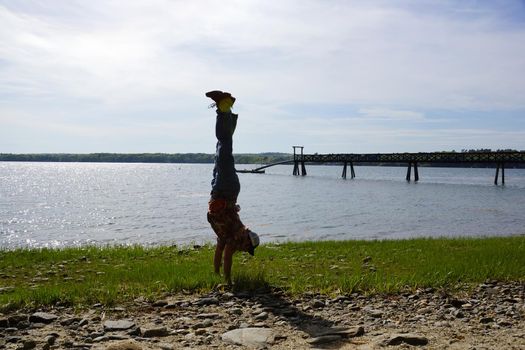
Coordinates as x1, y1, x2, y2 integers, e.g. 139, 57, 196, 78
1, 162, 525, 249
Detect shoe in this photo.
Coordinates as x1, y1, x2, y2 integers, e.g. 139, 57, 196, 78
206, 90, 235, 106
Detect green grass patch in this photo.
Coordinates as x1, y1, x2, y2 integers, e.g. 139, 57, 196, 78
0, 236, 523, 310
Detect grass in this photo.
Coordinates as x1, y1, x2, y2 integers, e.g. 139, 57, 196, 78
0, 236, 524, 311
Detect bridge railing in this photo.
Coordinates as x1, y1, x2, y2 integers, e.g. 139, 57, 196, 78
292, 151, 525, 185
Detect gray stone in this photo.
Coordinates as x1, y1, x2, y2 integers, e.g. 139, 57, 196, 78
193, 319, 213, 329
141, 326, 169, 338
308, 335, 342, 345
16, 320, 30, 329
195, 297, 219, 306
365, 308, 384, 318
222, 328, 275, 348
480, 317, 495, 324
6, 335, 22, 343
22, 339, 37, 350
312, 299, 325, 308
60, 317, 82, 326
317, 326, 365, 338
381, 333, 429, 346
9, 315, 28, 325
152, 300, 168, 307
254, 312, 269, 320
105, 340, 143, 350
104, 320, 136, 331
196, 313, 221, 319
108, 335, 131, 340
29, 312, 58, 324
230, 308, 243, 315
93, 336, 110, 342
195, 328, 207, 336
45, 335, 57, 345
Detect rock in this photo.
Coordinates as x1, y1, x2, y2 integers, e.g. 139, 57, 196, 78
152, 300, 168, 307
6, 335, 22, 343
222, 328, 275, 348
193, 319, 213, 329
16, 320, 30, 329
365, 307, 384, 318
312, 299, 325, 308
317, 326, 365, 338
480, 317, 495, 324
21, 339, 37, 349
308, 335, 342, 345
60, 317, 82, 326
29, 312, 58, 324
449, 299, 466, 308
105, 340, 143, 350
104, 320, 136, 331
195, 328, 207, 336
141, 326, 169, 337
127, 327, 141, 336
109, 335, 131, 341
93, 336, 110, 342
8, 315, 28, 326
195, 297, 219, 306
230, 308, 243, 315
196, 313, 221, 319
45, 335, 57, 345
453, 310, 465, 319
381, 333, 429, 346
0, 318, 9, 328
254, 312, 269, 320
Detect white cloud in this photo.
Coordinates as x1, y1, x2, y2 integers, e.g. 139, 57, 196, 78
1, 1, 524, 152
358, 108, 425, 120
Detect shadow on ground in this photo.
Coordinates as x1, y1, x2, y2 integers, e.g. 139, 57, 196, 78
217, 273, 360, 349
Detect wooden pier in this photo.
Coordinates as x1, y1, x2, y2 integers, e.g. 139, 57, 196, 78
288, 148, 525, 185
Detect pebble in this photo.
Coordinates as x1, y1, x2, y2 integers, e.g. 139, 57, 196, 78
29, 312, 58, 324
222, 328, 275, 348
254, 312, 269, 320
104, 320, 136, 331
308, 335, 342, 344
195, 297, 219, 306
312, 299, 325, 308
381, 333, 429, 346
21, 339, 37, 349
141, 326, 169, 337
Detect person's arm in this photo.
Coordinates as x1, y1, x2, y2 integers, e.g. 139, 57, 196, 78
223, 244, 236, 284
214, 240, 226, 274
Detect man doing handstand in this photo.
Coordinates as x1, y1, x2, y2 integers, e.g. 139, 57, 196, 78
205, 90, 259, 284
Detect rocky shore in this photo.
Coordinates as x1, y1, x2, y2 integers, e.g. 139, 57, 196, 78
1, 281, 523, 349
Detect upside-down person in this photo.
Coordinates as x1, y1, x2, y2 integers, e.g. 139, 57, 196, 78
205, 90, 259, 284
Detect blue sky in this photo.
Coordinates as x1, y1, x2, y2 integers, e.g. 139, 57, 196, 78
1, 0, 524, 154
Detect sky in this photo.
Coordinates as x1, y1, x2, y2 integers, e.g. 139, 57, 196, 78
1, 0, 525, 154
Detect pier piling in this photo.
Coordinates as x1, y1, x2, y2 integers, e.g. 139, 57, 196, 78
495, 163, 505, 185
406, 162, 419, 182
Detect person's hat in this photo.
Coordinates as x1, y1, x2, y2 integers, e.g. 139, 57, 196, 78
247, 229, 259, 256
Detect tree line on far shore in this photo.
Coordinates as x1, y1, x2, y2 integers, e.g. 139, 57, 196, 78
0, 152, 292, 164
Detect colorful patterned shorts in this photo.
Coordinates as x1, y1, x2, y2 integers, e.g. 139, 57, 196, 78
207, 198, 246, 246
